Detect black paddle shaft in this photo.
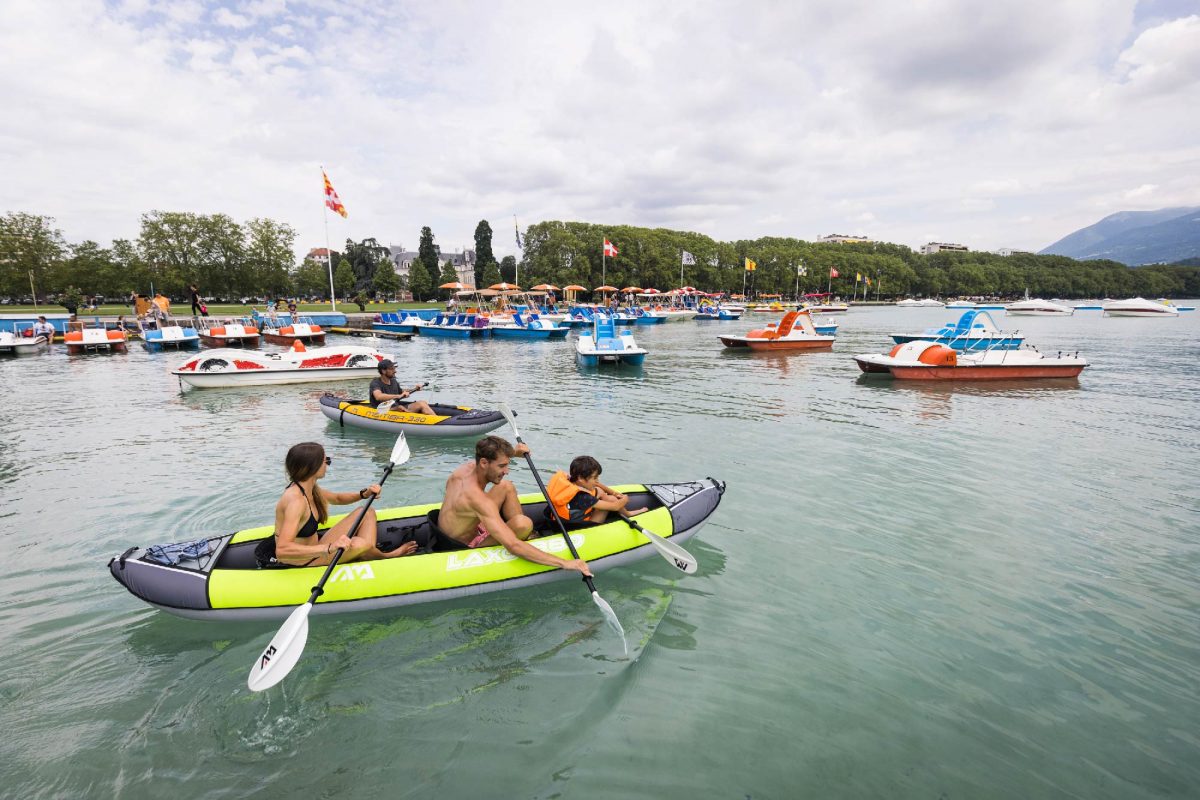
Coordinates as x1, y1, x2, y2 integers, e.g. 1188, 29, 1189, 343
513, 437, 598, 593
306, 461, 395, 604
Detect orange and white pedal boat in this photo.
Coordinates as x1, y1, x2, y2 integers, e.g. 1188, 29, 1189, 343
64, 321, 127, 354
854, 341, 1088, 380
257, 314, 326, 346
718, 310, 834, 351
196, 318, 260, 348
171, 342, 390, 388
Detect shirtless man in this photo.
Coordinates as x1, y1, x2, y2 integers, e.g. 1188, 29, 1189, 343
439, 435, 592, 576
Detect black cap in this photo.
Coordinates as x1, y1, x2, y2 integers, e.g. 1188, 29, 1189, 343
377, 359, 396, 372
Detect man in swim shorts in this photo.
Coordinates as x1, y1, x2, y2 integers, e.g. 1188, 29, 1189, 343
438, 436, 592, 576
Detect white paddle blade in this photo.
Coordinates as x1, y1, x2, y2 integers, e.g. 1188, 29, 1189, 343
389, 431, 410, 466
497, 403, 520, 438
591, 591, 628, 656
247, 602, 313, 692
642, 527, 699, 574
376, 400, 395, 414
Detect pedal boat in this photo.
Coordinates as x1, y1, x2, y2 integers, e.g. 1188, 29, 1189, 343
108, 479, 725, 621
718, 310, 834, 351
374, 312, 431, 334
258, 315, 326, 346
854, 341, 1087, 380
171, 344, 389, 388
197, 320, 261, 348
488, 312, 570, 340
141, 324, 201, 350
64, 322, 127, 354
576, 317, 648, 365
319, 395, 508, 436
0, 324, 50, 355
890, 309, 1023, 351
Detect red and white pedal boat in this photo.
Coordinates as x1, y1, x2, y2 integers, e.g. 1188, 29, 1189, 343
64, 322, 127, 354
854, 341, 1087, 380
718, 310, 834, 351
172, 343, 390, 388
258, 314, 326, 346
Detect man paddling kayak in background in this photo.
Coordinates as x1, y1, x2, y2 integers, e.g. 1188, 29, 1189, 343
437, 436, 592, 576
369, 359, 436, 415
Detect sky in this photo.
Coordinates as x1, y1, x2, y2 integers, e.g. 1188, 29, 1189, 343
2, 0, 1199, 260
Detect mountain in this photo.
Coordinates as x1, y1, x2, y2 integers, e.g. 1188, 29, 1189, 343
1040, 206, 1200, 265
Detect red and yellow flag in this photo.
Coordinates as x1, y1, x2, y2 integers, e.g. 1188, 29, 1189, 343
322, 169, 348, 218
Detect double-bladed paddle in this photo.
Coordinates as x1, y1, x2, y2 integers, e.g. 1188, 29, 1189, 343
247, 432, 411, 692
376, 381, 430, 414
497, 404, 627, 653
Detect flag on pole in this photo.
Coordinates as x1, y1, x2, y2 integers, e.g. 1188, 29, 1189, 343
797, 264, 807, 276
829, 267, 839, 278
514, 218, 522, 249
322, 169, 348, 218
865, 276, 872, 286
745, 258, 757, 272
856, 272, 862, 282
603, 239, 619, 257
681, 250, 695, 265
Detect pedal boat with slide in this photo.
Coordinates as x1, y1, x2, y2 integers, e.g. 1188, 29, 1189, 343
854, 340, 1087, 380
890, 309, 1023, 351
576, 315, 648, 365
171, 343, 390, 388
718, 310, 834, 351
319, 394, 509, 437
107, 479, 725, 621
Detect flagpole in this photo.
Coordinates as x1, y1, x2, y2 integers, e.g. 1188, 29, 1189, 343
321, 166, 337, 312
513, 214, 520, 286
826, 268, 832, 296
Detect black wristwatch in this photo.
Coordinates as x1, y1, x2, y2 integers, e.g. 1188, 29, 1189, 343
359, 488, 369, 499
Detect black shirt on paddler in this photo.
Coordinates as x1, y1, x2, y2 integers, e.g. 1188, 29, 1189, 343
369, 376, 406, 407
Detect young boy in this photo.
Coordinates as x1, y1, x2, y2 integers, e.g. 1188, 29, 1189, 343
547, 455, 646, 524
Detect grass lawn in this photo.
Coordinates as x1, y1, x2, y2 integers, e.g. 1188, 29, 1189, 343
0, 302, 444, 317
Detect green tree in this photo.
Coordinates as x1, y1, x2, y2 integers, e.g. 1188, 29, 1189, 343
0, 212, 68, 300
482, 260, 502, 286
372, 261, 400, 298
245, 218, 296, 298
473, 220, 495, 286
407, 257, 432, 300
137, 211, 206, 296
499, 255, 516, 284
294, 258, 331, 299
198, 213, 246, 300
418, 226, 440, 279
334, 258, 355, 299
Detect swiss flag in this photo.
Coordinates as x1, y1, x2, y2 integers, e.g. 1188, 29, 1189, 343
829, 267, 839, 278
603, 239, 619, 257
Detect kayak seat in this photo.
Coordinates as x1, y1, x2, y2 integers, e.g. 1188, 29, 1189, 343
378, 518, 436, 554
425, 510, 469, 552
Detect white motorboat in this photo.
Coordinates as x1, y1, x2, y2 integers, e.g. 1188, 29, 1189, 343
171, 344, 390, 388
1005, 299, 1075, 316
945, 300, 977, 309
895, 298, 945, 308
0, 324, 49, 355
1102, 297, 1179, 317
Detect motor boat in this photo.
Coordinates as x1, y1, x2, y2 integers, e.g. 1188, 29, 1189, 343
718, 310, 835, 351
895, 298, 945, 308
1102, 297, 1180, 317
576, 315, 648, 365
171, 343, 390, 388
801, 301, 850, 314
196, 318, 260, 347
945, 300, 977, 309
891, 310, 1023, 351
64, 321, 127, 354
1004, 299, 1075, 316
0, 324, 49, 355
854, 340, 1087, 380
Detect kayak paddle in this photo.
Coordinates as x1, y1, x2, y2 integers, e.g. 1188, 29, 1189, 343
247, 432, 411, 692
618, 515, 698, 574
497, 404, 627, 653
376, 382, 430, 414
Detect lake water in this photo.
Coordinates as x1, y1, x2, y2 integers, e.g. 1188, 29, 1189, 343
1, 306, 1197, 799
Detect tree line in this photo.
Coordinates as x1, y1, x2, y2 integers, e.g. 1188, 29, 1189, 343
3, 212, 1198, 305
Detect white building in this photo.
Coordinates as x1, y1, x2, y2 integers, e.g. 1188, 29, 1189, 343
920, 242, 969, 255
388, 245, 476, 286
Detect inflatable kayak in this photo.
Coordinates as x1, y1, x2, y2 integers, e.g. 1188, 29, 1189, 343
108, 479, 725, 621
319, 394, 508, 437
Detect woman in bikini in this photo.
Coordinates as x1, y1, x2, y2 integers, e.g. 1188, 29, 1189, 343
261, 442, 417, 567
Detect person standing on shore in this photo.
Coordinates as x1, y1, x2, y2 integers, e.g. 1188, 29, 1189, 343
188, 284, 202, 316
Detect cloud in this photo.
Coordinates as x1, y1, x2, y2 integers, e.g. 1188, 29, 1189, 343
1, 0, 1198, 262
1124, 183, 1158, 199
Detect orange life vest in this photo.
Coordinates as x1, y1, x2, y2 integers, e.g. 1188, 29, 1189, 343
547, 471, 597, 522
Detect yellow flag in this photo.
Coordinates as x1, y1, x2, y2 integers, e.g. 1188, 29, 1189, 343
856, 272, 862, 282
745, 258, 757, 272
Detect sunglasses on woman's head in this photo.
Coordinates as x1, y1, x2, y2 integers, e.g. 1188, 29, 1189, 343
324, 456, 332, 466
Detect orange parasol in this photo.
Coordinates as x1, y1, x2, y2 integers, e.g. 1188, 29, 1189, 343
563, 284, 587, 292
439, 281, 473, 290
594, 285, 618, 292
620, 286, 643, 293
488, 282, 521, 292
531, 283, 559, 291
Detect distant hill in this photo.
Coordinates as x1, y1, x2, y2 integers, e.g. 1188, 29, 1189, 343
1040, 206, 1200, 265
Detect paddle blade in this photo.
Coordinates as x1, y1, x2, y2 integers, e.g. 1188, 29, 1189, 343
376, 400, 395, 414
389, 431, 410, 466
247, 602, 312, 692
497, 403, 520, 439
591, 591, 628, 656
638, 525, 699, 574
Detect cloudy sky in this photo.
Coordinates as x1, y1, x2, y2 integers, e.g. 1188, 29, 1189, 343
3, 0, 1199, 259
